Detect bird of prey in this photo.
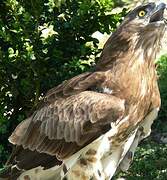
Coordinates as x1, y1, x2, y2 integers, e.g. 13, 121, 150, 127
0, 2, 166, 180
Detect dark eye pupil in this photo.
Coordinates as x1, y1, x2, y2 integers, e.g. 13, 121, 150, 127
139, 11, 145, 16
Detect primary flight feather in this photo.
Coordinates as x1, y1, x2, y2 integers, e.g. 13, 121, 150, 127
1, 2, 166, 180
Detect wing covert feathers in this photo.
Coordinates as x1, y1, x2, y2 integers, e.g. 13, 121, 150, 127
9, 91, 125, 159
45, 71, 106, 101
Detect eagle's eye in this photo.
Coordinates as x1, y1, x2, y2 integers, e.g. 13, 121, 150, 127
138, 10, 147, 17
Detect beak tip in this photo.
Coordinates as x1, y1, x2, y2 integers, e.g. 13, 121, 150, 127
157, 2, 166, 10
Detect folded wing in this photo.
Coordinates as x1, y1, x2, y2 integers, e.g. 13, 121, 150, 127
9, 91, 125, 160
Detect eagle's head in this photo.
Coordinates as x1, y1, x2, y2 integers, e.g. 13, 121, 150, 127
122, 2, 167, 60
122, 2, 166, 31
96, 2, 167, 70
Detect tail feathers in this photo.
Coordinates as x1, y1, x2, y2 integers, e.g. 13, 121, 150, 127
1, 146, 62, 180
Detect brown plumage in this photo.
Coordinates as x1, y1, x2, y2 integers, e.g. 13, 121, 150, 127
1, 2, 166, 180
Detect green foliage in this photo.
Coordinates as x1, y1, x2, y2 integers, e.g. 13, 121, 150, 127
146, 56, 167, 137
0, 0, 126, 167
155, 56, 167, 133
115, 140, 167, 180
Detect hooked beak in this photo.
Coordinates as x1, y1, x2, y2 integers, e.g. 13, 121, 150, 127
150, 3, 166, 23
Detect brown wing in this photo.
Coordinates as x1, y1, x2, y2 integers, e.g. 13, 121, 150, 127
45, 71, 106, 102
9, 90, 125, 160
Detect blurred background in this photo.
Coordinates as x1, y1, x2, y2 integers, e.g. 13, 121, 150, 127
0, 0, 167, 179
